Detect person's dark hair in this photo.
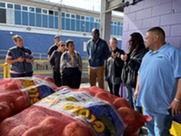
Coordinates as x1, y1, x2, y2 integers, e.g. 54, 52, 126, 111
92, 28, 100, 36
147, 26, 165, 40
129, 32, 145, 52
66, 39, 74, 47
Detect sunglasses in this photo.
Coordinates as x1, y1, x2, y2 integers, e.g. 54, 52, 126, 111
59, 44, 65, 47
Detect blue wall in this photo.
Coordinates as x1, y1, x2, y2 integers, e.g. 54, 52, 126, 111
0, 30, 89, 59
0, 30, 122, 59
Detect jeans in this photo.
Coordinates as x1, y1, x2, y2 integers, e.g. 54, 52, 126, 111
144, 110, 172, 136
126, 85, 142, 113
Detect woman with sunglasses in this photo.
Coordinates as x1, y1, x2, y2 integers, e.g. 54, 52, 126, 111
49, 41, 66, 86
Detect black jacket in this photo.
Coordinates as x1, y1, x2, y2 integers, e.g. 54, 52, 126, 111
49, 50, 63, 73
105, 48, 125, 84
121, 48, 148, 87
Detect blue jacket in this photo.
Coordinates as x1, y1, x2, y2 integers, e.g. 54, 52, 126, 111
87, 38, 110, 67
6, 46, 33, 73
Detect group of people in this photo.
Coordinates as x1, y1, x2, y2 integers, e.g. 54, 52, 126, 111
5, 26, 181, 136
48, 36, 82, 89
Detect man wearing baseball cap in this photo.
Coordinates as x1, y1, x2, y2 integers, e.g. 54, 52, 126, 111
47, 35, 60, 60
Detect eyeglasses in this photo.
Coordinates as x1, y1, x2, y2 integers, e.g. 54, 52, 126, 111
59, 44, 65, 47
17, 39, 23, 42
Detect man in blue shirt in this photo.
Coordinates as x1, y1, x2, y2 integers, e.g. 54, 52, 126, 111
134, 27, 181, 136
87, 28, 110, 89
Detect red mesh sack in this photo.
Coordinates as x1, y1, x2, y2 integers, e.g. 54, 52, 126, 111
0, 76, 55, 121
0, 86, 152, 136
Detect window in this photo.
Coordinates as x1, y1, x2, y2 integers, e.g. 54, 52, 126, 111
49, 15, 54, 28
7, 8, 15, 24
36, 8, 41, 13
65, 18, 70, 30
70, 19, 75, 31
61, 17, 66, 29
55, 16, 58, 29
22, 11, 28, 25
42, 14, 48, 27
29, 7, 35, 12
90, 17, 94, 22
49, 10, 53, 15
71, 14, 75, 19
76, 20, 80, 31
29, 12, 35, 26
0, 2, 5, 8
7, 3, 13, 9
36, 13, 41, 27
55, 11, 58, 16
42, 9, 48, 14
76, 15, 80, 20
61, 12, 65, 17
95, 18, 100, 23
81, 16, 84, 20
22, 6, 28, 11
15, 4, 21, 10
66, 13, 70, 18
86, 16, 89, 21
15, 10, 21, 25
0, 8, 6, 23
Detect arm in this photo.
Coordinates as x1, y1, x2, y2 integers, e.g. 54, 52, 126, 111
134, 75, 140, 100
26, 52, 34, 63
49, 51, 56, 68
114, 50, 125, 67
169, 77, 181, 116
60, 52, 66, 73
78, 53, 82, 72
6, 56, 24, 64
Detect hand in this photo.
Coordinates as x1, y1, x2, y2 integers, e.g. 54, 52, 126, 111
134, 90, 139, 100
169, 99, 181, 116
111, 52, 117, 58
17, 57, 24, 62
121, 54, 128, 61
26, 58, 34, 63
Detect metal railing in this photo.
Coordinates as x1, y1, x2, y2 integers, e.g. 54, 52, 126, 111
0, 60, 88, 80
0, 49, 47, 60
